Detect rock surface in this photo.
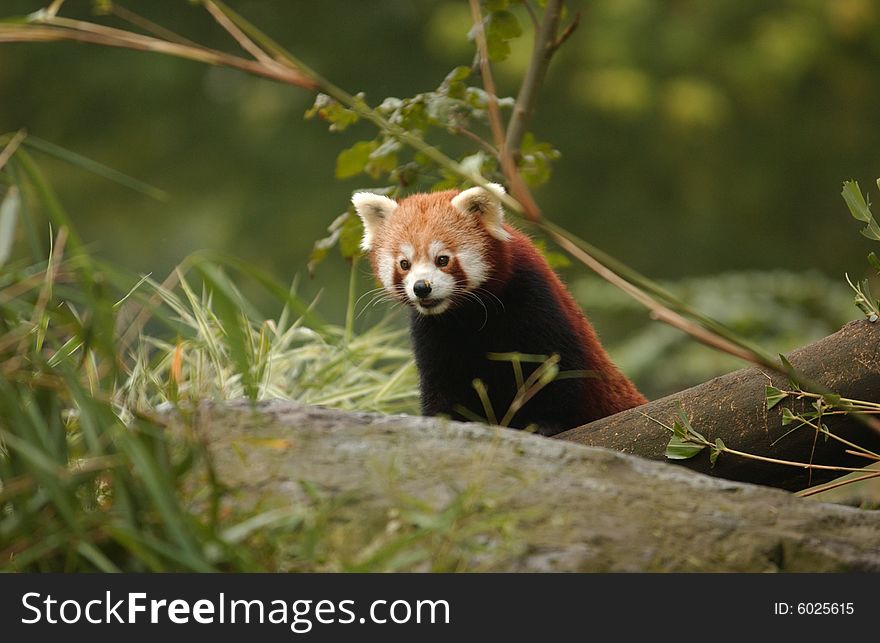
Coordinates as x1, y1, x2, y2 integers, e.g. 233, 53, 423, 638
195, 400, 880, 571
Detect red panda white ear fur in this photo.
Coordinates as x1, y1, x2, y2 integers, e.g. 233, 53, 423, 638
352, 192, 398, 252
450, 183, 511, 241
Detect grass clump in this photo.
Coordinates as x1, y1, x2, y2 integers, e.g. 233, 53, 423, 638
1, 134, 479, 572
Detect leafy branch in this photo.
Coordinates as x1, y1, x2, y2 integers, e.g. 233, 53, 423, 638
648, 401, 875, 475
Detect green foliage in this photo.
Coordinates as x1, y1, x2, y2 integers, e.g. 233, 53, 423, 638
306, 54, 557, 199
663, 402, 708, 461
842, 179, 880, 241
308, 209, 364, 275
842, 179, 880, 321
483, 9, 523, 62
0, 143, 438, 571
304, 92, 361, 132
764, 385, 788, 410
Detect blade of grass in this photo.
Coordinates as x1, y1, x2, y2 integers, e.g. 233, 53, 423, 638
23, 136, 168, 201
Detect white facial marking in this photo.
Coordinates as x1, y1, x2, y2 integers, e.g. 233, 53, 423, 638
428, 240, 445, 258
377, 252, 394, 290
414, 299, 452, 315
399, 243, 414, 260
455, 246, 489, 288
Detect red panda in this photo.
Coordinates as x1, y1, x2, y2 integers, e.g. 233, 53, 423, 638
353, 183, 647, 436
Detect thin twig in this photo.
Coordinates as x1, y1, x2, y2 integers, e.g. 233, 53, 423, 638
505, 0, 565, 157
467, 0, 542, 221
521, 0, 539, 29
108, 4, 198, 47
645, 413, 876, 475
204, 0, 276, 67
453, 126, 498, 156
554, 11, 581, 50
0, 23, 316, 89
0, 128, 27, 172
796, 470, 880, 498
466, 0, 506, 151
845, 449, 880, 461
44, 0, 66, 19
544, 225, 761, 361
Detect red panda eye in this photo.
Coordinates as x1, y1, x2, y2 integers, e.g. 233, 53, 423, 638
436, 255, 450, 267
399, 259, 411, 271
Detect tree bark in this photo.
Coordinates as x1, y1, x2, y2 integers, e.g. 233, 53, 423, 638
555, 320, 880, 491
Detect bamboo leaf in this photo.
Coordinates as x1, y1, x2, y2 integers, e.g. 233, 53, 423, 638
765, 385, 788, 410
665, 433, 705, 460
23, 136, 167, 200
196, 263, 259, 400
709, 437, 726, 467
841, 180, 880, 241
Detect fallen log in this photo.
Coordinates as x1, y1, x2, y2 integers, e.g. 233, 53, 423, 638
556, 320, 880, 491
195, 400, 880, 571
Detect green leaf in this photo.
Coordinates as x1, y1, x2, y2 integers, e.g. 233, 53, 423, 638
338, 211, 364, 260
671, 419, 687, 440
366, 139, 400, 179
665, 434, 705, 460
781, 407, 798, 426
439, 66, 472, 101
485, 10, 522, 62
674, 401, 707, 442
519, 133, 561, 187
444, 65, 472, 83
841, 180, 880, 241
0, 185, 20, 267
869, 252, 880, 274
483, 0, 509, 10
335, 141, 378, 179
842, 180, 873, 223
305, 93, 359, 132
764, 385, 788, 410
709, 437, 726, 466
777, 354, 798, 382
488, 9, 522, 39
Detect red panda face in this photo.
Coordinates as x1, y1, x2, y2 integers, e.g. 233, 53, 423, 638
352, 184, 510, 316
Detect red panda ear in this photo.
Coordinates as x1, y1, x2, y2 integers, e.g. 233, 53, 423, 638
352, 192, 398, 251
450, 183, 511, 241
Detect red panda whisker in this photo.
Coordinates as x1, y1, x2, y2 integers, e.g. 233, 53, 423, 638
355, 287, 389, 309
473, 287, 505, 313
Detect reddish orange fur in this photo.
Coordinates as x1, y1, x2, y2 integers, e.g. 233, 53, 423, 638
365, 189, 647, 432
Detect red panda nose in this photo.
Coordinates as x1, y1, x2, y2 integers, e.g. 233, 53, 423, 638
413, 280, 432, 299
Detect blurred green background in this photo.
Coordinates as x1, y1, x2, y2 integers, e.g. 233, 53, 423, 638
2, 0, 878, 396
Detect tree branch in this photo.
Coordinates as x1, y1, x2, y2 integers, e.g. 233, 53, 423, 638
555, 320, 880, 491
467, 0, 543, 221
504, 0, 565, 158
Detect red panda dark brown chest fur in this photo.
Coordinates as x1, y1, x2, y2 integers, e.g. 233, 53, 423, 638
353, 184, 646, 435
